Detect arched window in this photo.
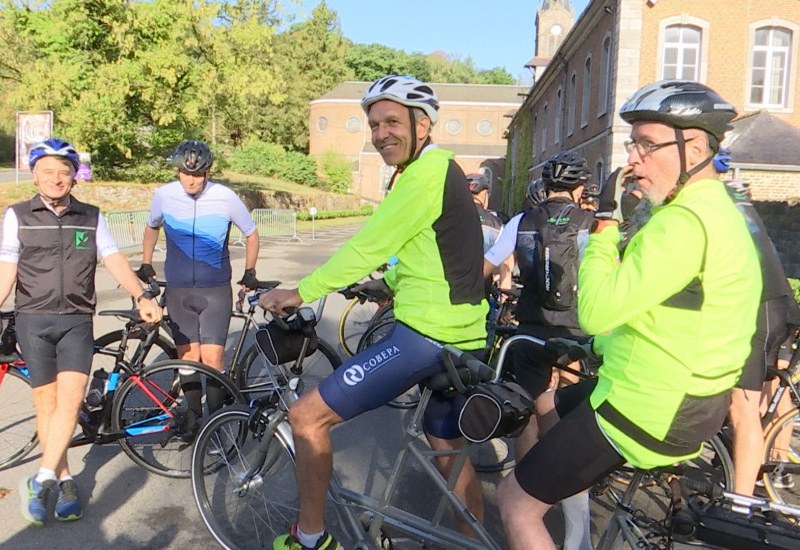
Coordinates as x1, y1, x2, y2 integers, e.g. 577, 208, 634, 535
598, 35, 611, 116
567, 73, 577, 136
555, 87, 563, 144
581, 55, 592, 128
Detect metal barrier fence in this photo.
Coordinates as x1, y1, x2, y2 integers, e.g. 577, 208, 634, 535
106, 208, 299, 250
104, 210, 152, 251
230, 208, 299, 245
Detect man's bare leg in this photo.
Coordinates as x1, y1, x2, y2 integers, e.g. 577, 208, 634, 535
426, 434, 484, 538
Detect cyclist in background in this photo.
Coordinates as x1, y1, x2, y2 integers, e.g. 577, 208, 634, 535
468, 172, 513, 294
138, 140, 259, 403
714, 150, 796, 495
260, 75, 488, 550
497, 80, 761, 550
579, 180, 600, 212
0, 139, 160, 525
484, 150, 595, 550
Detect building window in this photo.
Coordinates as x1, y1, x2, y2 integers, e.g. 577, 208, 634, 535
750, 26, 792, 108
541, 103, 548, 153
581, 55, 591, 128
567, 72, 576, 136
477, 119, 494, 136
662, 25, 701, 80
316, 116, 329, 132
555, 87, 563, 144
532, 114, 538, 157
598, 35, 611, 116
345, 117, 361, 132
445, 119, 462, 135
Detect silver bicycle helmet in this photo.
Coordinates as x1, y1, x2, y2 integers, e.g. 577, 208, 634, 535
361, 75, 440, 125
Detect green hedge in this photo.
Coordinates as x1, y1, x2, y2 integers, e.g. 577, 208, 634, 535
296, 205, 373, 220
789, 278, 800, 304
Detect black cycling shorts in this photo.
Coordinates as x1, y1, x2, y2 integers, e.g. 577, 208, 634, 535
514, 378, 625, 504
737, 295, 793, 391
16, 313, 94, 388
166, 285, 232, 347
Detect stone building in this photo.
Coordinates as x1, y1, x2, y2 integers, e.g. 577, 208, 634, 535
308, 81, 528, 206
504, 0, 800, 211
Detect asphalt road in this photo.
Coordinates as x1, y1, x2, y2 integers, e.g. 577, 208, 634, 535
0, 170, 32, 184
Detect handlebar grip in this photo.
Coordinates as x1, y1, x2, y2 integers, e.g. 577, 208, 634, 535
141, 278, 161, 300
257, 280, 281, 290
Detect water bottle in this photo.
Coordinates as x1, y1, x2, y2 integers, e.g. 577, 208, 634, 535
85, 369, 108, 412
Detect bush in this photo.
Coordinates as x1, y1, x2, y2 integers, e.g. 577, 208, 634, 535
229, 139, 285, 176
229, 139, 320, 186
789, 278, 800, 304
318, 150, 352, 194
275, 151, 318, 186
296, 204, 373, 220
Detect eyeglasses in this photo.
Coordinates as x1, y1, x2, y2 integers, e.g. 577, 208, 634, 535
624, 137, 695, 157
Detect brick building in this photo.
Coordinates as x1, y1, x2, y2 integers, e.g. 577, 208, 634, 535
308, 81, 529, 204
504, 0, 800, 211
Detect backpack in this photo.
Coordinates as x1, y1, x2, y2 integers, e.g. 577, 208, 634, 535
517, 202, 593, 311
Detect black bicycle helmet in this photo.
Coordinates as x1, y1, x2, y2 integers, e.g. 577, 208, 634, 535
171, 140, 214, 175
582, 180, 601, 198
541, 151, 589, 191
619, 80, 737, 142
467, 173, 490, 194
526, 178, 547, 205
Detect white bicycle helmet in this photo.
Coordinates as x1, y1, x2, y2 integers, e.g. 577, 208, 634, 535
361, 75, 440, 125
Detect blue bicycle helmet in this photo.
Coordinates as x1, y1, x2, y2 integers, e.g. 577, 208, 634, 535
28, 138, 80, 172
713, 148, 731, 173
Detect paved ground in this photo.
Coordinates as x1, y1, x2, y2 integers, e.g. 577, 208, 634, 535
0, 170, 32, 184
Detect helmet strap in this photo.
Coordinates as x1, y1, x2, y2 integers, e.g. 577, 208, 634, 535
665, 128, 712, 204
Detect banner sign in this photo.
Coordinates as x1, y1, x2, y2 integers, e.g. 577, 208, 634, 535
16, 112, 53, 171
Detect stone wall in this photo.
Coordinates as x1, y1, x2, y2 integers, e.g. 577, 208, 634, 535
753, 201, 800, 279
72, 185, 362, 214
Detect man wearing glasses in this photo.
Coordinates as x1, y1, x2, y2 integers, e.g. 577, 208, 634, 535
497, 80, 762, 549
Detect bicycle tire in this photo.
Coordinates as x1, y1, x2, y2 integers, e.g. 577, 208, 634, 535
0, 367, 38, 471
338, 298, 381, 357
762, 408, 800, 508
192, 405, 300, 550
111, 359, 244, 478
232, 338, 341, 396
93, 329, 177, 373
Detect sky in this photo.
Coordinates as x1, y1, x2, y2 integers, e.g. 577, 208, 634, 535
298, 0, 592, 80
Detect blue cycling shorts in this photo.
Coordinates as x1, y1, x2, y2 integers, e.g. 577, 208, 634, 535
318, 321, 479, 439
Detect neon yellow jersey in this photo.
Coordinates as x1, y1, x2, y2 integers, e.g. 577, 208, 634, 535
299, 148, 487, 347
580, 179, 761, 468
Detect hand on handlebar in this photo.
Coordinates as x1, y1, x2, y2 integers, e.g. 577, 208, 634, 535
136, 263, 157, 283
258, 288, 302, 317
351, 278, 392, 303
137, 298, 162, 324
545, 337, 595, 366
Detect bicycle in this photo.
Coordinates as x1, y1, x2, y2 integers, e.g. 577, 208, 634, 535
227, 287, 341, 396
0, 281, 247, 478
337, 284, 394, 358
594, 458, 800, 549
0, 312, 37, 471
191, 342, 508, 550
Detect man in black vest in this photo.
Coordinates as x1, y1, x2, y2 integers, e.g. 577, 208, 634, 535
484, 150, 595, 550
0, 138, 161, 526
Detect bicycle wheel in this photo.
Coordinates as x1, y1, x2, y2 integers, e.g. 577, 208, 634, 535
112, 359, 244, 478
93, 329, 176, 373
338, 298, 380, 357
0, 367, 38, 470
192, 405, 299, 550
233, 339, 341, 396
762, 408, 800, 507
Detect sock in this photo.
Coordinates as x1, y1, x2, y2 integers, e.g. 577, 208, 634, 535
35, 468, 56, 484
296, 526, 324, 549
58, 475, 74, 484
562, 492, 592, 550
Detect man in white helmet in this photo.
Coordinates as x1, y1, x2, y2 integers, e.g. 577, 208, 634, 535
261, 75, 488, 550
497, 80, 762, 549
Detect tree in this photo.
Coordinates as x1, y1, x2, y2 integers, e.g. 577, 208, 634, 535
261, 1, 352, 151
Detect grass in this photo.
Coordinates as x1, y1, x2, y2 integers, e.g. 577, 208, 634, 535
296, 215, 369, 231
216, 170, 337, 195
